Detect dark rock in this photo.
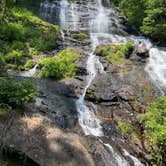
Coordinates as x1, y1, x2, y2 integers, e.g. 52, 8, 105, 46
133, 43, 149, 59
118, 15, 139, 36
77, 67, 88, 76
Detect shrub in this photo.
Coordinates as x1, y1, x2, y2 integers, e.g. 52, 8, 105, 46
0, 103, 12, 113
139, 97, 166, 165
96, 41, 133, 65
118, 122, 133, 135
116, 0, 166, 44
0, 77, 36, 108
0, 7, 60, 70
9, 41, 26, 51
9, 8, 60, 51
0, 54, 6, 75
4, 50, 24, 65
24, 59, 36, 69
0, 22, 29, 41
40, 48, 81, 79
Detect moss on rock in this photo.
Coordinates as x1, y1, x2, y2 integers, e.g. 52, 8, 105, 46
95, 41, 133, 65
74, 32, 88, 41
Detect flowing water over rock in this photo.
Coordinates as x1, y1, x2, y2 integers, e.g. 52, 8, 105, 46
22, 64, 39, 77
146, 48, 166, 95
38, 0, 166, 165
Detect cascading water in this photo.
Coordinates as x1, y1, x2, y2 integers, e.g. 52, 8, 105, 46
145, 48, 166, 95
20, 64, 39, 77
70, 3, 79, 31
76, 33, 105, 137
76, 0, 111, 137
37, 0, 166, 165
59, 0, 68, 29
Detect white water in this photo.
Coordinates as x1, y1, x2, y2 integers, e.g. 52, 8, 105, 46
76, 0, 111, 137
60, 29, 65, 41
59, 0, 68, 29
76, 34, 104, 137
21, 64, 39, 77
104, 143, 128, 166
70, 3, 79, 31
146, 48, 166, 94
90, 0, 109, 33
38, 0, 166, 165
123, 149, 144, 166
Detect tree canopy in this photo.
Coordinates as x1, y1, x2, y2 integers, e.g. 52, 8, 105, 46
118, 0, 166, 44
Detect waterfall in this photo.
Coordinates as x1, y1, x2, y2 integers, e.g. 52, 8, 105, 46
123, 149, 144, 166
145, 48, 166, 95
76, 33, 105, 137
76, 1, 143, 165
90, 0, 109, 33
60, 29, 65, 41
129, 35, 166, 95
76, 0, 110, 137
37, 0, 166, 165
59, 0, 68, 29
70, 3, 79, 31
104, 143, 128, 166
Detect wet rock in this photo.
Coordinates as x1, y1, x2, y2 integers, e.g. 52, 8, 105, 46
87, 50, 153, 164
130, 43, 149, 61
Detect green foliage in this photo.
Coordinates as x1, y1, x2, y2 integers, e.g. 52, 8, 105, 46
0, 22, 29, 41
118, 0, 166, 44
10, 7, 60, 51
0, 77, 36, 108
0, 0, 16, 21
96, 41, 133, 65
4, 50, 24, 64
0, 160, 7, 166
118, 122, 133, 135
0, 53, 6, 75
24, 59, 36, 69
0, 103, 12, 113
0, 7, 60, 70
40, 48, 81, 80
141, 0, 166, 43
139, 97, 166, 165
119, 0, 146, 27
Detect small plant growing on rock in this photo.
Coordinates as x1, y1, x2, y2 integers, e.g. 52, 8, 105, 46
24, 59, 36, 69
40, 48, 82, 80
118, 121, 133, 135
95, 41, 133, 65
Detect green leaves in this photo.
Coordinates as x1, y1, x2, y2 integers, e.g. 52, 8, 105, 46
0, 77, 36, 108
40, 48, 81, 80
118, 0, 166, 44
96, 41, 133, 65
0, 7, 60, 71
119, 0, 146, 27
139, 97, 166, 165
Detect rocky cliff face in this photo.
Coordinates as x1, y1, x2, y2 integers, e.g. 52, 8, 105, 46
0, 0, 165, 165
